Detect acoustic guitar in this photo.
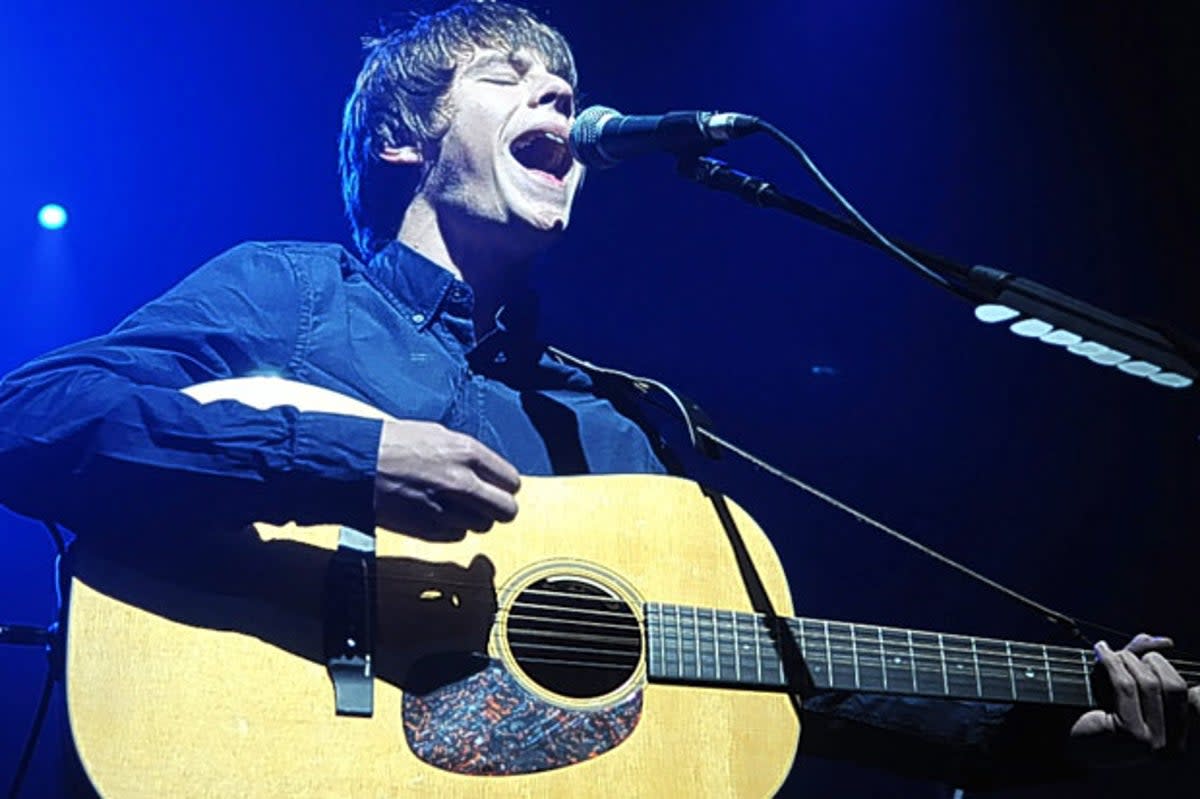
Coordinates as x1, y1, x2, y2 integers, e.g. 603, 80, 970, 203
63, 378, 1172, 797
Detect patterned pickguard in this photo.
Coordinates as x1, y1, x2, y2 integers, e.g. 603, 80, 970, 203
402, 660, 643, 775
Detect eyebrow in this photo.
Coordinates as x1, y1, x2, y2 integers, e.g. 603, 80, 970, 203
462, 52, 524, 75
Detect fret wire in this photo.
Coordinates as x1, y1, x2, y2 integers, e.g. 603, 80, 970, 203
1081, 649, 1094, 707
653, 604, 663, 678
1042, 645, 1054, 703
1005, 641, 1017, 700
823, 620, 833, 687
906, 630, 917, 692
752, 612, 763, 683
712, 607, 721, 681
692, 607, 701, 680
877, 627, 888, 691
730, 610, 741, 682
971, 637, 982, 698
938, 634, 949, 695
850, 624, 861, 689
776, 620, 786, 685
674, 605, 683, 679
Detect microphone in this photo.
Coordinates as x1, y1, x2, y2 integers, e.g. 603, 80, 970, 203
569, 105, 760, 169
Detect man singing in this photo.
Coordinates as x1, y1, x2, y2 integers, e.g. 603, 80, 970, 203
0, 1, 1193, 795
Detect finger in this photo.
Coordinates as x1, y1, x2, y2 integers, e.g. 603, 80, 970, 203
442, 478, 519, 524
394, 512, 469, 543
435, 505, 494, 535
462, 440, 521, 493
1126, 633, 1173, 656
1118, 649, 1167, 750
1144, 652, 1190, 754
1096, 641, 1152, 745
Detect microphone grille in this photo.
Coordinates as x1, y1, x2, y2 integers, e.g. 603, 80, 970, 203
569, 105, 620, 167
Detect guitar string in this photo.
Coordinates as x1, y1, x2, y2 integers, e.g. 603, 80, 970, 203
489, 609, 1200, 676
366, 576, 1195, 663
371, 577, 1180, 666
494, 624, 1200, 683
352, 575, 1200, 672
506, 643, 1200, 686
498, 636, 1200, 685
500, 632, 1200, 684
486, 600, 1200, 672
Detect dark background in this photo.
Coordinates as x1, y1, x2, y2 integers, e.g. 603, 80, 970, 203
1, 1, 1196, 796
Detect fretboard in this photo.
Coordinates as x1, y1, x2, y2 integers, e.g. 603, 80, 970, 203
644, 602, 1096, 707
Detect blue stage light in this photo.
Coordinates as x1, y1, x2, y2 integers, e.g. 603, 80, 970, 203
38, 203, 68, 230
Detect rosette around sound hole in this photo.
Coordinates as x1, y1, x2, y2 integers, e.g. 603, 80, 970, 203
505, 576, 643, 698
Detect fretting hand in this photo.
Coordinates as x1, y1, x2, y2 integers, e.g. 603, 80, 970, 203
1069, 633, 1199, 765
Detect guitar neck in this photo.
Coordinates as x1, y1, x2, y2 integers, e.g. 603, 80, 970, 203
644, 602, 1100, 708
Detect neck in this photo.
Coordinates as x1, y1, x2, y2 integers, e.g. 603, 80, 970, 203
397, 196, 539, 335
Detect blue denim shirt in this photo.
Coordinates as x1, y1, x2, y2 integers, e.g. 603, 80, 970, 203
0, 240, 664, 538
0, 240, 1077, 790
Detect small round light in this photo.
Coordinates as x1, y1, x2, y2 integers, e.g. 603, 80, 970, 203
975, 304, 1019, 323
1149, 372, 1194, 389
1116, 361, 1161, 378
1009, 318, 1053, 338
38, 203, 68, 230
1066, 341, 1107, 357
1039, 329, 1082, 347
1088, 349, 1129, 366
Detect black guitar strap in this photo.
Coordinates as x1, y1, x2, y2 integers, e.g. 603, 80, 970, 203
550, 343, 811, 719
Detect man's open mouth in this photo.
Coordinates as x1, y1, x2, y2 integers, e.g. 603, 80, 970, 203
510, 129, 573, 181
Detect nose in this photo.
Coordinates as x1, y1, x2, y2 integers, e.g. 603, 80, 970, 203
530, 71, 575, 118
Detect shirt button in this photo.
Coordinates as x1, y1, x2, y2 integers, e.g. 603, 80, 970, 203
411, 313, 426, 324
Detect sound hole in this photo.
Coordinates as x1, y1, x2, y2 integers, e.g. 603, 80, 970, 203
506, 576, 642, 699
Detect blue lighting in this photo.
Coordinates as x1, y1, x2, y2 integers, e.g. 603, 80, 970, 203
37, 203, 68, 230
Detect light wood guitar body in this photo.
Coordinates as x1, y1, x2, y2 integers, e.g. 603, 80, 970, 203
65, 378, 800, 798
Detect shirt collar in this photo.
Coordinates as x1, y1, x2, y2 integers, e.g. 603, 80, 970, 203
366, 240, 461, 331
366, 241, 583, 387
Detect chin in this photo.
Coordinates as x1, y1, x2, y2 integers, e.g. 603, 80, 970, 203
513, 203, 572, 236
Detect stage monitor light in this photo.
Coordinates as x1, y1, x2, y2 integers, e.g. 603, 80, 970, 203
38, 203, 68, 230
974, 306, 1194, 389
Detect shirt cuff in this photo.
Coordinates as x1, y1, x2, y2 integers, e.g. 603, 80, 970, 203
288, 410, 382, 532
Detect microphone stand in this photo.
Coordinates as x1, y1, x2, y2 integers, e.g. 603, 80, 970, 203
677, 154, 1200, 389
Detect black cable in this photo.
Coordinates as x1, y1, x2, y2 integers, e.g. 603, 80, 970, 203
549, 344, 1107, 648
4, 521, 66, 799
5, 649, 56, 799
752, 118, 954, 291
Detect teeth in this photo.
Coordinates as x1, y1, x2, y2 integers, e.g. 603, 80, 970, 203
511, 129, 572, 178
513, 130, 565, 151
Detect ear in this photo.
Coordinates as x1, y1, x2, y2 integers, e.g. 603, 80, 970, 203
379, 145, 423, 166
